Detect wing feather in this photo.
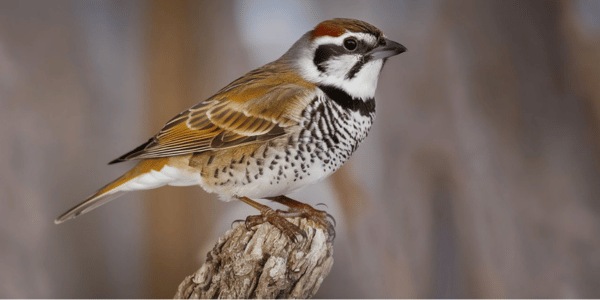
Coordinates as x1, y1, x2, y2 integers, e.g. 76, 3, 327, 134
110, 62, 316, 163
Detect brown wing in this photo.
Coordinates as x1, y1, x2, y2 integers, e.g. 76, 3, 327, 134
110, 63, 316, 163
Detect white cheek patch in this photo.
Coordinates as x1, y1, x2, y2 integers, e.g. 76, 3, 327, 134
321, 54, 360, 78
345, 60, 383, 98
321, 60, 383, 99
299, 57, 383, 100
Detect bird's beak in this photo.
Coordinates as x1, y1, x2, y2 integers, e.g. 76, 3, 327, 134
368, 38, 407, 60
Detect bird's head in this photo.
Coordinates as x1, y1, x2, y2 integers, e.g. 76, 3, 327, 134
283, 18, 406, 100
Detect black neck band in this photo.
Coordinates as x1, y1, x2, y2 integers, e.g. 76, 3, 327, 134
318, 85, 375, 117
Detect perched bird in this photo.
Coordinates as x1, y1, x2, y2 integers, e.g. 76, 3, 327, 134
55, 18, 406, 239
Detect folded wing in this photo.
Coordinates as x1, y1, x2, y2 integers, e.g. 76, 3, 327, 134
110, 66, 315, 164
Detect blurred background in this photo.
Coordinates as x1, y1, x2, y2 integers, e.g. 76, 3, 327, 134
2, 0, 600, 298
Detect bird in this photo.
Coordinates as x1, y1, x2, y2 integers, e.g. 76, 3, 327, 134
55, 18, 406, 240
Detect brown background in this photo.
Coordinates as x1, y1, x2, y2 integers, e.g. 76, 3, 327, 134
1, 0, 600, 298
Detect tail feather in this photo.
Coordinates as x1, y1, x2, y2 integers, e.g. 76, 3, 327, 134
54, 189, 127, 224
55, 158, 175, 224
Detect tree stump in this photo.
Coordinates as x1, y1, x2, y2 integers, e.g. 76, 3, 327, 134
174, 217, 334, 299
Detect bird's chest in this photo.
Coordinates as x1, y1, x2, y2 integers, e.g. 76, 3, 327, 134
295, 97, 375, 173
238, 100, 373, 197
195, 98, 374, 199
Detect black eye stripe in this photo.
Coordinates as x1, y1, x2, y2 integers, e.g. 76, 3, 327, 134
313, 44, 346, 72
313, 39, 375, 73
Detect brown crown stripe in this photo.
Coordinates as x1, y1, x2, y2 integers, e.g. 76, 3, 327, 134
311, 18, 383, 40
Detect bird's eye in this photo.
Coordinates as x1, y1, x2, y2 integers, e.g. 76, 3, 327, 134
343, 38, 358, 51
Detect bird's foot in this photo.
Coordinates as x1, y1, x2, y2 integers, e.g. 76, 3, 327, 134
266, 196, 336, 241
237, 197, 306, 242
244, 211, 307, 242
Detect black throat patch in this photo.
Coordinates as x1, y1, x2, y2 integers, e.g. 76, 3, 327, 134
318, 85, 375, 117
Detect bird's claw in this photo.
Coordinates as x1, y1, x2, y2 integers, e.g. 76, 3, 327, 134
244, 210, 306, 242
276, 204, 336, 242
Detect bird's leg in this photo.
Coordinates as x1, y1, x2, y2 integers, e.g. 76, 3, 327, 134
237, 196, 306, 242
265, 195, 336, 240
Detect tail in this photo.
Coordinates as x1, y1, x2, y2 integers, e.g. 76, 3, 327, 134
55, 158, 175, 224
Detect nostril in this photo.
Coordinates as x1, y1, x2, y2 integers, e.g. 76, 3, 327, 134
378, 38, 386, 46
